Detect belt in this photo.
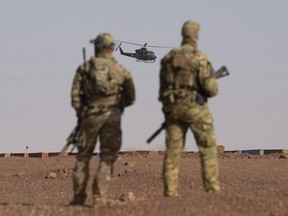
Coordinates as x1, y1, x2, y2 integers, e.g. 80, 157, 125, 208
178, 85, 196, 91
85, 104, 120, 116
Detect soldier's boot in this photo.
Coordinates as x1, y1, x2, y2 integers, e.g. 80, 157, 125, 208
70, 156, 90, 206
92, 161, 112, 207
164, 189, 179, 197
93, 194, 107, 207
199, 146, 221, 192
69, 193, 87, 206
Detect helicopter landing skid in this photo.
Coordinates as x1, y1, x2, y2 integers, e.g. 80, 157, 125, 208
136, 60, 155, 63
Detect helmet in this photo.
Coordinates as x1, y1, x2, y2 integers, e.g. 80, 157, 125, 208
181, 20, 200, 39
90, 33, 115, 50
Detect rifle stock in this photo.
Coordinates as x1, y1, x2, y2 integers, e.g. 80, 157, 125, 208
57, 125, 80, 161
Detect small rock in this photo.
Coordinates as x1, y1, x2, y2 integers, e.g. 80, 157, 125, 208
120, 192, 135, 202
279, 155, 288, 159
15, 172, 24, 177
124, 169, 131, 174
62, 168, 69, 173
46, 172, 57, 179
124, 161, 135, 167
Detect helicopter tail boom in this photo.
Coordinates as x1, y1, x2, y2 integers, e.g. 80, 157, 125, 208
115, 43, 137, 58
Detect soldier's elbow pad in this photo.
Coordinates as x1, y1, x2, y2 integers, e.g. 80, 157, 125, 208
203, 77, 218, 97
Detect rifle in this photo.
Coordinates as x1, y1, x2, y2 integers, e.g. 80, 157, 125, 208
213, 65, 230, 79
83, 47, 86, 65
146, 122, 166, 144
58, 48, 86, 160
146, 66, 230, 144
57, 125, 80, 160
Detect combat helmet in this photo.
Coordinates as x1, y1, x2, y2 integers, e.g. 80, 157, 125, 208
90, 33, 115, 51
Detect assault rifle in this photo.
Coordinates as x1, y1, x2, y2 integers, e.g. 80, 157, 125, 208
212, 66, 230, 79
58, 48, 86, 160
146, 66, 230, 144
57, 125, 80, 160
146, 122, 166, 144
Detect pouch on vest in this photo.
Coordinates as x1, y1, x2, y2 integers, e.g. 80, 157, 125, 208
91, 61, 119, 96
162, 52, 195, 103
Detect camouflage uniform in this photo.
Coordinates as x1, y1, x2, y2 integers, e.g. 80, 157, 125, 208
70, 33, 135, 206
159, 21, 220, 196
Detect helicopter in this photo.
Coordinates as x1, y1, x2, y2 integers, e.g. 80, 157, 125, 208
114, 40, 172, 63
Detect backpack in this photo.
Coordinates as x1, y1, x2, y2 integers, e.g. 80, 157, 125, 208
88, 57, 120, 98
160, 47, 196, 103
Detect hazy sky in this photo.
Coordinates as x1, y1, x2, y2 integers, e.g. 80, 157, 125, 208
1, 1, 288, 153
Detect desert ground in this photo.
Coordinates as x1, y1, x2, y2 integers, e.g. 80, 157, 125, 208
0, 151, 288, 216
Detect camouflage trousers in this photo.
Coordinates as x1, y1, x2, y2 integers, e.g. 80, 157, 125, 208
72, 109, 122, 205
163, 103, 220, 196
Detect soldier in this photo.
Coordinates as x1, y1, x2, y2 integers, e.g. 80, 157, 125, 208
70, 33, 136, 206
159, 20, 221, 196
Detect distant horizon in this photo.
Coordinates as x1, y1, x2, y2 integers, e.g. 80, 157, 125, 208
1, 147, 288, 155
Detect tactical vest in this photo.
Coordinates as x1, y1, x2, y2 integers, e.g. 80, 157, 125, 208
161, 48, 197, 104
82, 57, 122, 113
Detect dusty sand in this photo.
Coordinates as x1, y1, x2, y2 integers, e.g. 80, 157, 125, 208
0, 152, 287, 216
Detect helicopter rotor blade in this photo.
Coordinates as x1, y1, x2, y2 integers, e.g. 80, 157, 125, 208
146, 44, 174, 48
114, 40, 174, 49
114, 40, 144, 47
115, 42, 122, 51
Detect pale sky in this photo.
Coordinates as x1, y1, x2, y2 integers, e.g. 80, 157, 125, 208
1, 0, 288, 153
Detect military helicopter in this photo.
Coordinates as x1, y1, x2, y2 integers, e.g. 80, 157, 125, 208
114, 40, 172, 63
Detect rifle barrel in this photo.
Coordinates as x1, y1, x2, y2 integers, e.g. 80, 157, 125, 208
83, 47, 86, 62
146, 123, 166, 144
